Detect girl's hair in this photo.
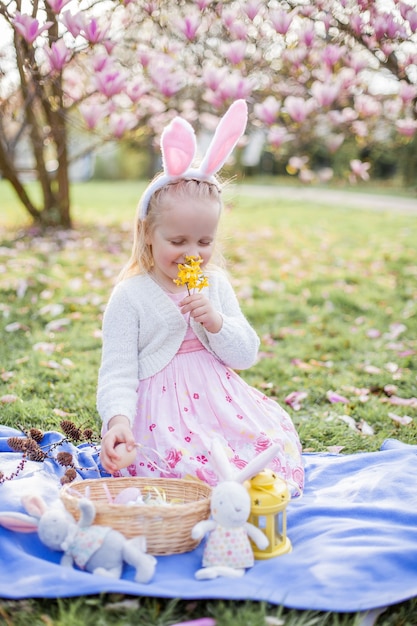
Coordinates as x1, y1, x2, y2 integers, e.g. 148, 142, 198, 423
118, 178, 223, 282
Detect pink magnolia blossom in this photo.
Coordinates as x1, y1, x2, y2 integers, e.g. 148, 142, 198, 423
322, 44, 345, 68
221, 8, 236, 30
126, 81, 148, 103
143, 1, 158, 15
194, 0, 212, 10
79, 102, 108, 129
284, 96, 315, 123
254, 96, 281, 125
137, 48, 152, 68
109, 112, 137, 138
270, 9, 293, 34
244, 0, 261, 21
228, 21, 248, 40
396, 118, 417, 137
203, 66, 228, 91
178, 14, 200, 40
350, 14, 363, 37
351, 120, 368, 137
81, 18, 108, 44
224, 41, 246, 65
95, 69, 126, 97
406, 8, 417, 32
350, 159, 371, 181
60, 11, 85, 37
299, 24, 315, 47
311, 81, 340, 107
46, 0, 72, 13
341, 107, 359, 123
148, 60, 185, 97
348, 53, 368, 75
44, 39, 71, 72
214, 72, 253, 104
92, 53, 111, 74
326, 133, 345, 153
268, 126, 293, 148
283, 46, 308, 68
354, 94, 382, 118
399, 82, 417, 104
13, 12, 53, 44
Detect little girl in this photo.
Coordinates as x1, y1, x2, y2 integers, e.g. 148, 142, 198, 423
98, 100, 304, 495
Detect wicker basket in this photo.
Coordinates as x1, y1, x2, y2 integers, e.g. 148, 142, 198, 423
60, 477, 212, 555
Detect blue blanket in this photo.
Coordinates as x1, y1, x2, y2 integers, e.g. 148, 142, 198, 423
1, 426, 416, 612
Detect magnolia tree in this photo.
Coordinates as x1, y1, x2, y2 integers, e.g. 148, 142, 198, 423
0, 0, 416, 228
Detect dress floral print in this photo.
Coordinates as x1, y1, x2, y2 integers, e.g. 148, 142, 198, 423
113, 291, 304, 496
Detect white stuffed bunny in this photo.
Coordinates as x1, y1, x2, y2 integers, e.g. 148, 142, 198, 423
0, 494, 156, 583
191, 440, 281, 579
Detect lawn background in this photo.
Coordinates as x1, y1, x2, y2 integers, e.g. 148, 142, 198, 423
0, 179, 416, 625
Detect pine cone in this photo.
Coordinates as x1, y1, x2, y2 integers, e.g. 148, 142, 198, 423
82, 428, 94, 441
60, 468, 77, 484
29, 428, 44, 443
7, 437, 30, 452
60, 420, 82, 441
27, 448, 47, 462
25, 439, 41, 452
56, 452, 74, 467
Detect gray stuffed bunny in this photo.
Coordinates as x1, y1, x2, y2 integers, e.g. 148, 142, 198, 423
0, 494, 156, 583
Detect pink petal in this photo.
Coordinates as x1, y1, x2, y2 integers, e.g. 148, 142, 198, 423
326, 390, 349, 404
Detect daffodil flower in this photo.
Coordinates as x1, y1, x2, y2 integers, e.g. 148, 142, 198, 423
173, 255, 209, 294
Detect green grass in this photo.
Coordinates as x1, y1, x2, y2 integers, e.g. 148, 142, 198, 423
0, 179, 417, 624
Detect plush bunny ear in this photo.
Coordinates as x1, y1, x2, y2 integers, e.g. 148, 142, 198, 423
210, 439, 281, 484
21, 494, 48, 518
199, 99, 248, 176
210, 438, 236, 482
235, 444, 281, 484
161, 117, 197, 177
0, 512, 39, 533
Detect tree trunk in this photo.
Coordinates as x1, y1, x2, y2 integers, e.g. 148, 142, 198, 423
0, 18, 73, 230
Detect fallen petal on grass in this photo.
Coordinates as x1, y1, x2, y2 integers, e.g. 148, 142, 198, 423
0, 394, 19, 404
285, 391, 308, 410
388, 412, 413, 425
327, 391, 349, 404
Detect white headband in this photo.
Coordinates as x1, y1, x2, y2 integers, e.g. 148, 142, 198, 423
138, 99, 248, 220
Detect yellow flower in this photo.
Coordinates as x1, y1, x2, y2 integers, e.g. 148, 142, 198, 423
173, 255, 209, 293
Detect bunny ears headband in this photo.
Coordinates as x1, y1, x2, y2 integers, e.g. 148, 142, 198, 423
138, 99, 248, 220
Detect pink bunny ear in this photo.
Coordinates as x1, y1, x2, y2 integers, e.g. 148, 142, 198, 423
21, 494, 48, 518
0, 512, 39, 533
199, 99, 248, 176
161, 117, 197, 177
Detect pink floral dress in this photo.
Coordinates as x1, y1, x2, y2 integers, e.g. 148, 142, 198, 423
114, 291, 304, 495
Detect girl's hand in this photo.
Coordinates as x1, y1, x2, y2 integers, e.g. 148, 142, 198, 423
180, 293, 223, 333
100, 415, 136, 473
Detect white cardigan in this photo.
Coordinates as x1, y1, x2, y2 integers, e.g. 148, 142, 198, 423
97, 271, 260, 427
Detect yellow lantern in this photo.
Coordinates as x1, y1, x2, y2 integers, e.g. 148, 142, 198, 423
246, 469, 291, 559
